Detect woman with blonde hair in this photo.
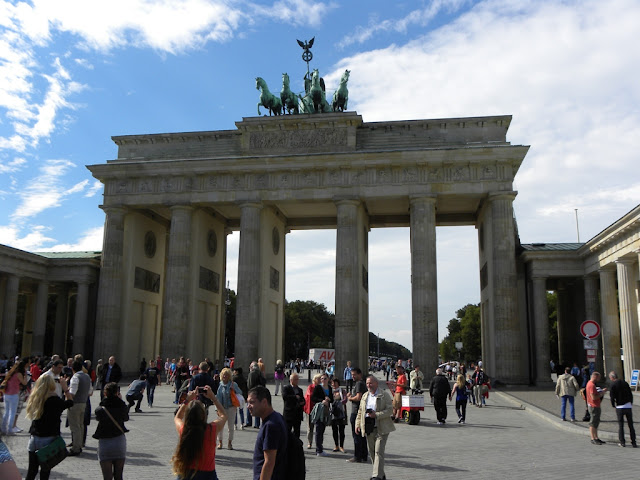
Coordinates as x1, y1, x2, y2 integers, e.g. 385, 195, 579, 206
449, 374, 470, 424
215, 367, 242, 450
173, 386, 226, 479
25, 374, 73, 480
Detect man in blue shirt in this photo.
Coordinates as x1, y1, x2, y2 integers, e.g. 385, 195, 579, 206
248, 385, 287, 480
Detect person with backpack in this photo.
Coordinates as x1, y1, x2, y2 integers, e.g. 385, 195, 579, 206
555, 366, 580, 421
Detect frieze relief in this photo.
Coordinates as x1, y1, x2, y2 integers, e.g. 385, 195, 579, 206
249, 128, 348, 150
109, 164, 504, 198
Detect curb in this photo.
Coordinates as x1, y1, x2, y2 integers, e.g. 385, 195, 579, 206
494, 391, 620, 443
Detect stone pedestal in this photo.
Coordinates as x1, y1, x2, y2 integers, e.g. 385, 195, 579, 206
532, 276, 552, 384
599, 268, 622, 376
410, 196, 438, 374
161, 205, 193, 360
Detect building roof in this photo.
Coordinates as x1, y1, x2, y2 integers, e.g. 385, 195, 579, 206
520, 243, 583, 252
34, 251, 101, 259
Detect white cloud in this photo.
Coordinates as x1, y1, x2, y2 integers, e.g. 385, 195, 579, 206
11, 158, 78, 219
0, 223, 55, 251
0, 156, 26, 173
328, 0, 640, 245
253, 0, 337, 28
43, 225, 104, 252
85, 180, 103, 197
338, 0, 468, 48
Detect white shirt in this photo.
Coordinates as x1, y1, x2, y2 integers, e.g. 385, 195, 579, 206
617, 402, 633, 409
366, 389, 379, 412
43, 370, 62, 398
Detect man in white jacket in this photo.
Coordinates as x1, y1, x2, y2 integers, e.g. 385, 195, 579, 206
555, 366, 581, 422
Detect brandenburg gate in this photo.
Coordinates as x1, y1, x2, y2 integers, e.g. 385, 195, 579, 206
88, 112, 530, 382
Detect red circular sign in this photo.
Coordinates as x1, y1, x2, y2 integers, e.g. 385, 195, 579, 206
580, 320, 600, 339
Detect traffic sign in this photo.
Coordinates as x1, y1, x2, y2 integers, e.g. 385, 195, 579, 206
583, 339, 597, 350
580, 320, 601, 339
631, 370, 639, 388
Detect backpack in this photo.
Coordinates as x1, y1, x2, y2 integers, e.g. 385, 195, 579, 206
285, 430, 306, 479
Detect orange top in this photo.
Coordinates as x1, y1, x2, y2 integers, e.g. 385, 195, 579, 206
178, 423, 217, 472
395, 374, 407, 394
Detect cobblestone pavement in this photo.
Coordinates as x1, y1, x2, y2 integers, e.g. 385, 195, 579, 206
3, 372, 639, 479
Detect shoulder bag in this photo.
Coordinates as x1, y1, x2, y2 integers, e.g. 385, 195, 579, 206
36, 435, 68, 470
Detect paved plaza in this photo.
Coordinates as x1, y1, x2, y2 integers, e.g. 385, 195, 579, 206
4, 372, 639, 479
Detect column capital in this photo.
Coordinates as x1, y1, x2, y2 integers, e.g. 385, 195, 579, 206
169, 204, 194, 213
598, 265, 617, 273
487, 190, 517, 201
409, 195, 437, 206
99, 205, 127, 215
530, 275, 547, 282
615, 257, 635, 266
333, 196, 360, 207
237, 201, 263, 210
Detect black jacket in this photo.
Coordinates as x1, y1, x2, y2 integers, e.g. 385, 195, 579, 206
247, 369, 265, 390
311, 384, 332, 405
282, 384, 305, 422
610, 379, 633, 408
93, 396, 129, 439
100, 363, 123, 386
429, 374, 452, 398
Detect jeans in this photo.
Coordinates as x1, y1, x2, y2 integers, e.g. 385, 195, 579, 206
146, 383, 156, 406
616, 408, 636, 445
1, 394, 19, 433
315, 421, 326, 453
560, 395, 575, 420
274, 378, 283, 395
455, 399, 467, 422
126, 392, 143, 410
235, 407, 245, 426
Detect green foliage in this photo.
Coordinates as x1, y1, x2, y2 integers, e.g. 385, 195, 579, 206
439, 303, 481, 363
368, 332, 412, 359
284, 300, 335, 359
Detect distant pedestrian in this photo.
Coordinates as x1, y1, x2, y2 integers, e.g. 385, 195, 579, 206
429, 368, 451, 424
282, 372, 305, 438
608, 371, 636, 447
346, 368, 368, 463
330, 378, 347, 453
274, 360, 285, 396
555, 366, 580, 422
586, 372, 607, 445
410, 365, 424, 394
391, 365, 408, 422
311, 374, 332, 456
248, 385, 288, 480
343, 361, 353, 394
449, 374, 470, 424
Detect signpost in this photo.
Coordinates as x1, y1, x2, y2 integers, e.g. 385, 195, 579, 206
631, 370, 639, 391
580, 320, 600, 339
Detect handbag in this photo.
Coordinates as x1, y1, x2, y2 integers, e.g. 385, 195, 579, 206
230, 388, 240, 407
36, 435, 68, 469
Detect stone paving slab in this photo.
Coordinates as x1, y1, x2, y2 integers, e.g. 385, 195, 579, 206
3, 372, 639, 479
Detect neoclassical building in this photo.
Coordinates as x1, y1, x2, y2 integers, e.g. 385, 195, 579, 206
0, 112, 638, 384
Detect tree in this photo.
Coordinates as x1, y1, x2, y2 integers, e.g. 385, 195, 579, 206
284, 300, 335, 360
439, 303, 481, 363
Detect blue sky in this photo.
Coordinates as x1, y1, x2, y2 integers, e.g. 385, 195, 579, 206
1, 0, 639, 349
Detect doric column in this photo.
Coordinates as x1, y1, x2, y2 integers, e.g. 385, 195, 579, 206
30, 281, 49, 356
53, 285, 70, 356
234, 202, 263, 371
487, 192, 524, 382
94, 206, 126, 361
616, 259, 640, 381
409, 196, 438, 374
72, 281, 90, 355
556, 283, 569, 364
334, 199, 362, 374
599, 268, 622, 375
0, 275, 20, 356
583, 275, 603, 373
532, 276, 552, 384
161, 205, 194, 359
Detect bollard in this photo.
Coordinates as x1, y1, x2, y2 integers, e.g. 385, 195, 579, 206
308, 368, 311, 383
